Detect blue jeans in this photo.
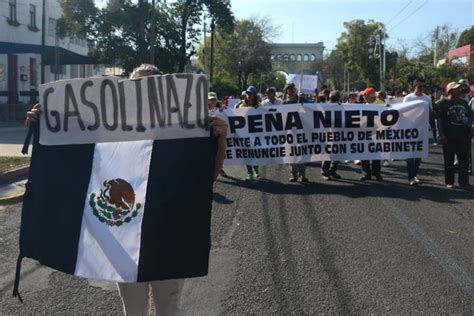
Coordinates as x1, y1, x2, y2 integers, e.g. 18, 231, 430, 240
406, 158, 421, 180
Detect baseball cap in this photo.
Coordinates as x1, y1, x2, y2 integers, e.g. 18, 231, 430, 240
246, 86, 257, 94
208, 92, 217, 100
361, 87, 376, 95
445, 81, 461, 94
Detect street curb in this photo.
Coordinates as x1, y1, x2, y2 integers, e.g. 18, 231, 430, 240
0, 191, 24, 205
0, 166, 29, 185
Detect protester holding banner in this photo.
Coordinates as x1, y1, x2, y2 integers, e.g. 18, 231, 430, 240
403, 79, 432, 186
360, 87, 384, 181
283, 83, 308, 182
236, 86, 261, 181
24, 64, 229, 315
261, 87, 283, 106
435, 81, 472, 189
346, 91, 358, 104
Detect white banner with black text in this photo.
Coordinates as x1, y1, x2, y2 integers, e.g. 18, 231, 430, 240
220, 101, 429, 166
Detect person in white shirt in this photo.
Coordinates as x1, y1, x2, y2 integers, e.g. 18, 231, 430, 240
403, 78, 432, 186
261, 87, 282, 106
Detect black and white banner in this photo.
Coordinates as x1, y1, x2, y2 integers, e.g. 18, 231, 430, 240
221, 101, 429, 166
18, 75, 216, 289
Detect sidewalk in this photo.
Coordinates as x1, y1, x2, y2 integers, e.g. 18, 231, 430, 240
0, 125, 30, 157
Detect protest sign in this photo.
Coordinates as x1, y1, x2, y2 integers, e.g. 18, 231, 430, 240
220, 101, 429, 166
287, 74, 318, 94
38, 74, 209, 145
226, 98, 241, 109
15, 75, 216, 300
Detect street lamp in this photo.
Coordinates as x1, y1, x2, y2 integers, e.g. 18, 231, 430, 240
368, 26, 386, 89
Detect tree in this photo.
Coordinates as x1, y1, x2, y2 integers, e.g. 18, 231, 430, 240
415, 24, 458, 65
58, 0, 233, 74
171, 0, 234, 72
336, 19, 390, 88
457, 26, 474, 48
197, 19, 272, 91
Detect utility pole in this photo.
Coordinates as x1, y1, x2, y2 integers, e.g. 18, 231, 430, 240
41, 0, 46, 84
150, 0, 156, 65
209, 19, 215, 83
434, 26, 439, 67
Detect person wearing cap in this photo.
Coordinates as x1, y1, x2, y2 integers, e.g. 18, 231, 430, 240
403, 78, 433, 186
283, 83, 308, 182
208, 92, 219, 111
360, 87, 384, 181
261, 87, 282, 106
435, 81, 472, 189
236, 86, 261, 181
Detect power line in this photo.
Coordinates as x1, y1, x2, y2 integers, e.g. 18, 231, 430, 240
385, 0, 413, 27
389, 0, 428, 32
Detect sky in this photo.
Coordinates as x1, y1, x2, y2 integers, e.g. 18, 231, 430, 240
230, 0, 474, 55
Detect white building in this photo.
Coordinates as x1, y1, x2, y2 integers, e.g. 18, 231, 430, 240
0, 0, 100, 105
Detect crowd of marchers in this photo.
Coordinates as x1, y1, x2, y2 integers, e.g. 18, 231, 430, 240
208, 79, 473, 190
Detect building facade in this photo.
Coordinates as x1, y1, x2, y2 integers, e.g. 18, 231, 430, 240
0, 0, 98, 106
448, 44, 474, 68
270, 43, 325, 74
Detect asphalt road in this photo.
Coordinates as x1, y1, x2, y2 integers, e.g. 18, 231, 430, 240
1, 143, 473, 314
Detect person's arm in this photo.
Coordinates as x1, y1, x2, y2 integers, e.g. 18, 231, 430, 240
208, 116, 228, 181
25, 104, 42, 127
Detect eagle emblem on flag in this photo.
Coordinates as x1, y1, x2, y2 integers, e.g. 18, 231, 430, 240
89, 178, 141, 227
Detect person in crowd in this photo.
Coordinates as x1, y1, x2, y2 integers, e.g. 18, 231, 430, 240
261, 87, 283, 106
26, 63, 229, 316
236, 86, 261, 181
360, 87, 384, 181
321, 89, 330, 103
321, 90, 342, 180
208, 92, 220, 111
430, 95, 438, 145
298, 93, 309, 103
403, 78, 432, 186
346, 91, 358, 104
377, 91, 387, 103
435, 81, 472, 189
284, 83, 308, 182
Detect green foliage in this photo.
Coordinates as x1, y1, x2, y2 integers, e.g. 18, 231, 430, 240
336, 20, 387, 88
210, 77, 240, 98
457, 26, 474, 48
58, 0, 233, 73
198, 19, 272, 91
171, 0, 234, 72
